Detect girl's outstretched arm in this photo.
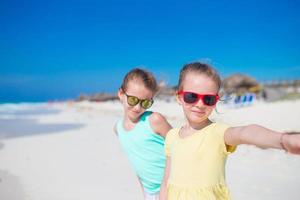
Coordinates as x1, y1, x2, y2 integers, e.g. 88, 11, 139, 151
159, 156, 171, 200
224, 125, 300, 154
149, 112, 172, 138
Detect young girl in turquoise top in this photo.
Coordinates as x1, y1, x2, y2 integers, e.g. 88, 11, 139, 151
159, 62, 300, 200
115, 68, 172, 200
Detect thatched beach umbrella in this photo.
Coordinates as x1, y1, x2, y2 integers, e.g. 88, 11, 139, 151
222, 74, 260, 94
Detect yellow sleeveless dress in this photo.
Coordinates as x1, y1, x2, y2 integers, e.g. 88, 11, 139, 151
165, 123, 236, 200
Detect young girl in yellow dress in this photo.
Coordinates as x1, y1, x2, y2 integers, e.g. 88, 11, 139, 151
159, 62, 300, 200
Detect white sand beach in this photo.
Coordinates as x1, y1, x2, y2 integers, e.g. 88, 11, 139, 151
1, 99, 300, 200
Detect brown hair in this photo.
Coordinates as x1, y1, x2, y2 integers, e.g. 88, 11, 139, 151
178, 62, 222, 91
121, 68, 158, 93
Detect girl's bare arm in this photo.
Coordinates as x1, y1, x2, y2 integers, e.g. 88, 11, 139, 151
159, 156, 171, 200
224, 124, 300, 154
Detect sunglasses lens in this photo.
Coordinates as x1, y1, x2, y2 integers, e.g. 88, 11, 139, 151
183, 92, 198, 104
127, 96, 139, 106
141, 99, 153, 109
203, 95, 217, 106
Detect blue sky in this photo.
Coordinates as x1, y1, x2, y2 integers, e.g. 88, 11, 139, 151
1, 0, 300, 102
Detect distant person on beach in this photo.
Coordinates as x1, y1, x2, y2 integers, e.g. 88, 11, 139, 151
159, 62, 300, 200
114, 68, 172, 200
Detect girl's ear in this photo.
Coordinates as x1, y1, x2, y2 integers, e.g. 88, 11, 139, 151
118, 89, 123, 100
176, 92, 182, 105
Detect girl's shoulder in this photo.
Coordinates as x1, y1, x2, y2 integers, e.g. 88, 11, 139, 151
148, 112, 172, 137
148, 111, 167, 123
210, 122, 231, 135
140, 111, 168, 125
139, 111, 153, 121
201, 122, 231, 140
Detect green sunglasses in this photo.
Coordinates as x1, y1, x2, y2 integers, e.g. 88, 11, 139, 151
123, 92, 154, 109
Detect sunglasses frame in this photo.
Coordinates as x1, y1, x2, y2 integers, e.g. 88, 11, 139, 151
177, 91, 219, 106
122, 91, 154, 109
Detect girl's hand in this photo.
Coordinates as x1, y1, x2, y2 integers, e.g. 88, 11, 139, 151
282, 132, 300, 154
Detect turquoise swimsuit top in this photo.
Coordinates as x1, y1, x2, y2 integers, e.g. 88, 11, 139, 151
117, 111, 166, 194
